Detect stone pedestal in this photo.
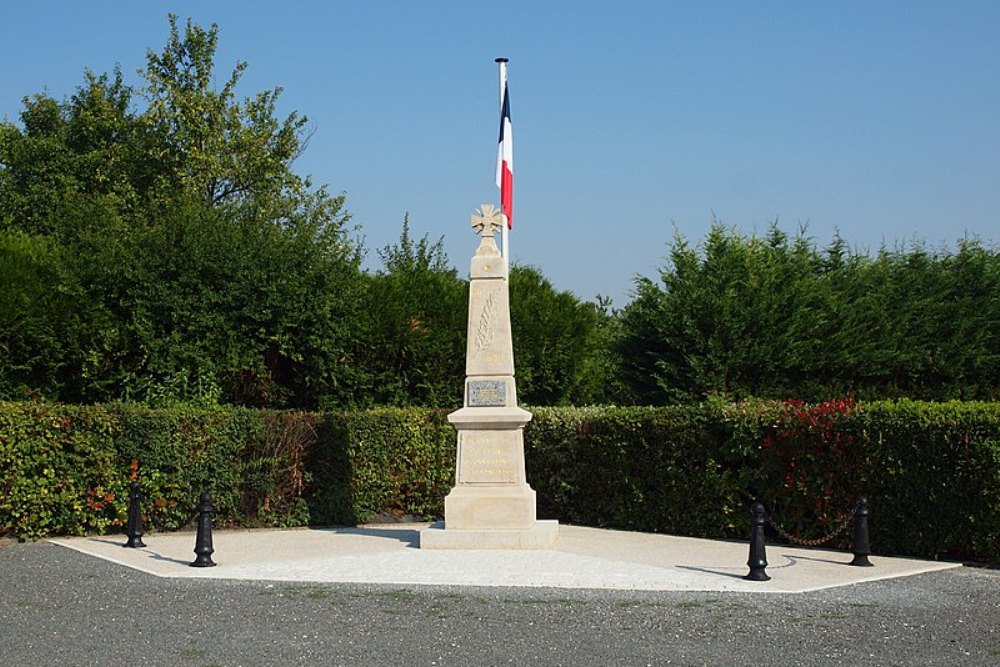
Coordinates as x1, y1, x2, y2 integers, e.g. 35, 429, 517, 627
420, 205, 558, 550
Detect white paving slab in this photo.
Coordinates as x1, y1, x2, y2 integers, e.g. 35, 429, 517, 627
49, 524, 960, 593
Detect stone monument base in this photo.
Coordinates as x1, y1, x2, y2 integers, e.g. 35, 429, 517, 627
442, 484, 538, 530
419, 520, 559, 550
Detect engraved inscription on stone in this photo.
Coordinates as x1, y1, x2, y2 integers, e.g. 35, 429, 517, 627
468, 380, 506, 407
457, 431, 517, 484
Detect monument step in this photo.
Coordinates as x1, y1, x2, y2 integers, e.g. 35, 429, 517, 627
419, 520, 560, 550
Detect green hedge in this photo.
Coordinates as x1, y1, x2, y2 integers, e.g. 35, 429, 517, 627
0, 402, 456, 537
0, 403, 120, 538
713, 398, 1000, 561
1, 400, 997, 563
526, 406, 741, 537
0, 402, 315, 538
855, 400, 1000, 561
306, 407, 455, 526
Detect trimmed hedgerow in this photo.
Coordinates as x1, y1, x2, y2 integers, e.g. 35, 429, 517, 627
0, 402, 317, 538
1, 400, 997, 563
854, 400, 1000, 562
306, 407, 454, 526
713, 398, 1000, 561
526, 406, 742, 537
0, 402, 120, 538
714, 397, 867, 549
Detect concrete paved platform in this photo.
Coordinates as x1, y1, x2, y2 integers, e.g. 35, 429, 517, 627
49, 524, 960, 593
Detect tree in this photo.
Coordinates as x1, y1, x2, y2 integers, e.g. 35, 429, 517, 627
66, 195, 367, 408
567, 295, 635, 406
0, 230, 82, 400
0, 15, 364, 408
139, 15, 321, 218
359, 216, 467, 407
618, 223, 1000, 403
509, 265, 600, 405
0, 69, 142, 238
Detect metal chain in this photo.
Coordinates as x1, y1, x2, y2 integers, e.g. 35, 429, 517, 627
765, 503, 858, 547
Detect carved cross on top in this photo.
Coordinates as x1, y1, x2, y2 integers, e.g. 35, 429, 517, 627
471, 204, 503, 237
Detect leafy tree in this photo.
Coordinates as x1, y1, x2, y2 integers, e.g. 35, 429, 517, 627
571, 296, 635, 406
358, 216, 467, 407
0, 69, 142, 237
0, 230, 78, 399
0, 16, 363, 408
1, 15, 340, 238
509, 265, 600, 405
139, 15, 321, 217
67, 196, 366, 408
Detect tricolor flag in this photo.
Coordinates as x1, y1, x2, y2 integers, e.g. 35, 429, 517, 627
495, 82, 513, 229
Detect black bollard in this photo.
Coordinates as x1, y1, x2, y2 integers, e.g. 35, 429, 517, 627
849, 496, 874, 567
124, 481, 146, 548
190, 491, 216, 567
745, 501, 771, 581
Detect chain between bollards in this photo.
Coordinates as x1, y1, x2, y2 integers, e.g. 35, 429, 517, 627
123, 480, 146, 548
744, 500, 770, 581
747, 497, 874, 578
190, 491, 216, 567
766, 504, 857, 547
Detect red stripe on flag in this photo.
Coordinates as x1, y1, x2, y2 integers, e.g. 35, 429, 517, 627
500, 160, 513, 228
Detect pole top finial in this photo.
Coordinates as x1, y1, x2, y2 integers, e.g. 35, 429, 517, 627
495, 57, 509, 63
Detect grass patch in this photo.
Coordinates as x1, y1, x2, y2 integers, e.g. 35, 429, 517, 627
676, 600, 706, 609
820, 611, 850, 620
500, 596, 583, 606
615, 600, 668, 609
350, 589, 421, 603
260, 583, 332, 600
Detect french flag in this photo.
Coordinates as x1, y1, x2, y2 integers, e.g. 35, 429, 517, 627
495, 82, 513, 229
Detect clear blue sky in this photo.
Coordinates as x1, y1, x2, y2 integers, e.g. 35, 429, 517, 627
2, 1, 998, 306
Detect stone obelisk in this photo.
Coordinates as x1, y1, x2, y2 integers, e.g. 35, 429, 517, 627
420, 204, 559, 549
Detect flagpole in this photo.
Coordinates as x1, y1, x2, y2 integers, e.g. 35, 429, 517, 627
496, 57, 510, 276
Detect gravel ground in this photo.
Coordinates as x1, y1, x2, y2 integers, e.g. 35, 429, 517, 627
1, 541, 997, 666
